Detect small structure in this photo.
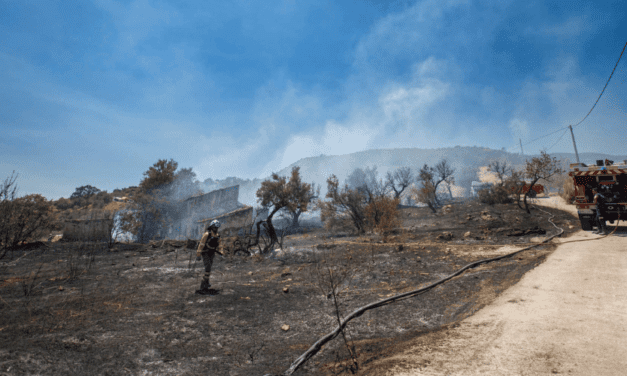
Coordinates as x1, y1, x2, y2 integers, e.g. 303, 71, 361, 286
165, 185, 246, 240
62, 218, 112, 242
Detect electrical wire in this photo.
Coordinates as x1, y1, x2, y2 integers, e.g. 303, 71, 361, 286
507, 42, 626, 153
545, 128, 570, 152
573, 41, 627, 128
523, 126, 569, 147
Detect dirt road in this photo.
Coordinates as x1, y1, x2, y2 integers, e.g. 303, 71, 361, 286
378, 223, 627, 375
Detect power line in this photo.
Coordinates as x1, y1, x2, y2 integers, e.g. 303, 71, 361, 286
511, 42, 626, 153
573, 41, 627, 127
522, 126, 569, 147
545, 128, 569, 152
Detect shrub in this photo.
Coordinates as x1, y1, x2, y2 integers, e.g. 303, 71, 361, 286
364, 196, 401, 237
478, 185, 513, 205
560, 175, 576, 204
320, 175, 367, 233
1, 193, 56, 259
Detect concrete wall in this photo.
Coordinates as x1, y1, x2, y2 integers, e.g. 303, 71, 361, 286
196, 206, 254, 238
167, 185, 243, 240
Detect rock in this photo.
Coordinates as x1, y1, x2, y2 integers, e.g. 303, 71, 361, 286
58, 286, 64, 291
437, 232, 454, 241
248, 271, 253, 276
463, 231, 472, 238
282, 287, 289, 293
281, 324, 290, 331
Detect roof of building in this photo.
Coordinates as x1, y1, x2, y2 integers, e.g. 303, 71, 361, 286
185, 185, 239, 201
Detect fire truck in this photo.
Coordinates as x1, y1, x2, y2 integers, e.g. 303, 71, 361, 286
512, 182, 545, 198
568, 159, 627, 231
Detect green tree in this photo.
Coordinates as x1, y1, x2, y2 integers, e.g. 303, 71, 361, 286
121, 159, 191, 243
521, 151, 564, 213
140, 159, 178, 191
255, 167, 313, 252
414, 164, 438, 213
70, 185, 101, 199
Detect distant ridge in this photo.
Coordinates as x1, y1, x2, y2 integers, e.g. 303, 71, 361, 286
206, 147, 627, 206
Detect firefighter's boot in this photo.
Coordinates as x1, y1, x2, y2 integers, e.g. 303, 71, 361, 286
195, 278, 211, 295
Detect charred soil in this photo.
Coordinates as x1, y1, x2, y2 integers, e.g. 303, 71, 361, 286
0, 199, 579, 375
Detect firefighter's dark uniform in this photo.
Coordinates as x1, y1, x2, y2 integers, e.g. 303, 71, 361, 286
593, 193, 607, 235
196, 228, 221, 293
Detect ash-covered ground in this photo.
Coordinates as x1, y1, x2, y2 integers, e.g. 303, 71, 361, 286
0, 199, 580, 376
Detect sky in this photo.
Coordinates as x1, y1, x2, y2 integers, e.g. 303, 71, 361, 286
1, 0, 626, 200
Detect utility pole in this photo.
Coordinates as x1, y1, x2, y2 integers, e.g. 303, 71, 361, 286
519, 139, 524, 155
568, 125, 580, 163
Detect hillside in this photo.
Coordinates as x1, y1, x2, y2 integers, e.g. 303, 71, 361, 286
215, 147, 626, 206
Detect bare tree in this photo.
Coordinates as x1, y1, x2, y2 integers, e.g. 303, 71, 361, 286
320, 175, 367, 233
104, 210, 121, 248
312, 251, 359, 373
488, 160, 513, 186
521, 151, 564, 213
433, 159, 455, 205
385, 167, 413, 199
347, 166, 387, 202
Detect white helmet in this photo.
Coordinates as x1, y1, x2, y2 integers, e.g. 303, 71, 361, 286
209, 219, 221, 229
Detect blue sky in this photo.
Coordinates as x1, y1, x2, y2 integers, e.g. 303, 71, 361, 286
1, 0, 626, 200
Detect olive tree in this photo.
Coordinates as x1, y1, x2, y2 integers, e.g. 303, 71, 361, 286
254, 167, 313, 252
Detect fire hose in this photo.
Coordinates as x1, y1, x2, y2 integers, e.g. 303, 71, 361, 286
274, 204, 620, 376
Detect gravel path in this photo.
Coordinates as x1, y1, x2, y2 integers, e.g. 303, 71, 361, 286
376, 199, 627, 375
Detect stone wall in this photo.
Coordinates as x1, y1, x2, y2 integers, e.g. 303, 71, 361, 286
167, 185, 243, 240
196, 206, 254, 238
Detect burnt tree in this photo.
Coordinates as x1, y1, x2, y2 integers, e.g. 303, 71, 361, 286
385, 167, 413, 199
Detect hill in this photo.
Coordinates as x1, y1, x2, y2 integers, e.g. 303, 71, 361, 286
212, 147, 626, 206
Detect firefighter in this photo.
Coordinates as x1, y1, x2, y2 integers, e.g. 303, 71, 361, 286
195, 220, 223, 295
592, 190, 607, 235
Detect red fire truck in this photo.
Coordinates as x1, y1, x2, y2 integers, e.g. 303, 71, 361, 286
515, 182, 545, 198
568, 159, 627, 231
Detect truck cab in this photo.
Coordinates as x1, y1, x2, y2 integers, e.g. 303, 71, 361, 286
568, 159, 627, 231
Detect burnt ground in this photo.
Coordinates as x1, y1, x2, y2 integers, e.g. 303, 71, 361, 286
0, 199, 581, 376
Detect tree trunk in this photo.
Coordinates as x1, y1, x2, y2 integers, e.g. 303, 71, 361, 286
426, 201, 437, 214
523, 178, 540, 214
433, 181, 442, 206
291, 210, 302, 229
